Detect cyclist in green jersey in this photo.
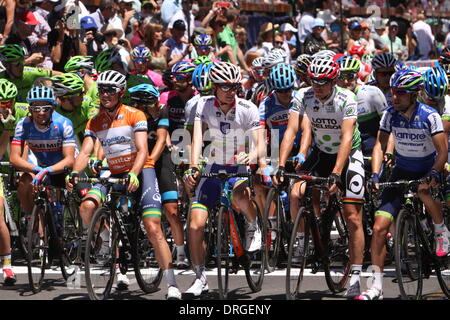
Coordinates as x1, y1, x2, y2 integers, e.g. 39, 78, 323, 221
64, 55, 96, 96
0, 44, 61, 103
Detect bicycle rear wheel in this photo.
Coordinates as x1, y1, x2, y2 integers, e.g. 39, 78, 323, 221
133, 217, 163, 293
216, 206, 232, 299
264, 188, 283, 273
286, 207, 310, 300
395, 208, 423, 300
244, 201, 266, 292
85, 207, 117, 300
27, 205, 48, 293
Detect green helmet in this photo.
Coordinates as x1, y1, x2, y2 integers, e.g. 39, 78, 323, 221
0, 44, 26, 62
64, 55, 94, 73
0, 79, 18, 100
94, 48, 121, 73
193, 56, 212, 66
51, 73, 85, 97
337, 55, 361, 73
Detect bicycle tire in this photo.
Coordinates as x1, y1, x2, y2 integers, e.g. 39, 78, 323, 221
27, 204, 48, 293
216, 206, 232, 299
263, 188, 283, 273
244, 200, 266, 292
395, 208, 423, 300
436, 206, 450, 298
133, 217, 163, 293
286, 207, 310, 300
85, 207, 117, 300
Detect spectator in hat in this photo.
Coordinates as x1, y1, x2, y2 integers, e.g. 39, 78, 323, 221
371, 18, 390, 54
297, 0, 315, 51
361, 21, 376, 55
168, 0, 195, 40
281, 22, 298, 58
118, 0, 136, 37
346, 20, 367, 55
164, 19, 191, 67
81, 15, 107, 56
388, 5, 412, 46
0, 0, 15, 44
144, 21, 168, 74
91, 0, 118, 32
303, 18, 328, 55
412, 13, 435, 60
381, 21, 405, 60
258, 21, 275, 56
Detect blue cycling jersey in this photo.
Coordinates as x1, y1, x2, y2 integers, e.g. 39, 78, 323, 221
259, 91, 301, 148
12, 111, 76, 167
379, 103, 444, 172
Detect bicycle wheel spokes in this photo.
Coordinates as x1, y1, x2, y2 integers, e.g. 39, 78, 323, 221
245, 205, 266, 292
85, 207, 117, 300
436, 255, 450, 298
27, 206, 47, 293
217, 207, 232, 300
286, 207, 310, 300
264, 189, 282, 273
395, 209, 423, 300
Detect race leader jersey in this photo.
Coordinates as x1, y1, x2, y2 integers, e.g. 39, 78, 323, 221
84, 104, 151, 174
259, 91, 301, 147
12, 111, 76, 167
291, 86, 361, 154
0, 67, 51, 103
194, 96, 261, 165
379, 103, 444, 172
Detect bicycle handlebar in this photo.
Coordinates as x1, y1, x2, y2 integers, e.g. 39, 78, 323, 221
76, 177, 127, 185
377, 178, 429, 188
283, 173, 330, 184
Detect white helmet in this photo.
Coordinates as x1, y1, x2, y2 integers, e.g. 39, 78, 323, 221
97, 70, 127, 90
308, 56, 340, 80
263, 50, 286, 68
209, 62, 242, 84
252, 57, 265, 68
312, 49, 336, 60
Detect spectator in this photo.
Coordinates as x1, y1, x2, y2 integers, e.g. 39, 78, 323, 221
30, 0, 57, 69
346, 20, 367, 55
303, 18, 328, 55
91, 0, 117, 32
235, 26, 248, 54
80, 15, 106, 57
210, 14, 236, 64
218, 7, 247, 69
117, 0, 136, 37
297, 0, 315, 51
280, 22, 298, 59
371, 18, 390, 54
130, 13, 148, 47
274, 32, 290, 63
0, 0, 15, 44
361, 21, 375, 55
168, 0, 195, 40
388, 5, 411, 45
144, 22, 168, 74
382, 21, 405, 60
160, 0, 181, 27
141, 0, 156, 16
164, 19, 191, 68
412, 13, 435, 60
258, 22, 275, 56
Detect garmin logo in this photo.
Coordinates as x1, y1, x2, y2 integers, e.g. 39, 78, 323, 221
394, 131, 426, 141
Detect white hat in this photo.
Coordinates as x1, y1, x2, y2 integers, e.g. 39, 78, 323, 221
317, 9, 337, 24
102, 22, 124, 39
280, 23, 298, 33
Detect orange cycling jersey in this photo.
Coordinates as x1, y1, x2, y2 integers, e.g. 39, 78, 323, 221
85, 104, 150, 174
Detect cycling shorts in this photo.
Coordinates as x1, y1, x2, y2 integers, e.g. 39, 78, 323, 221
155, 152, 178, 204
300, 146, 365, 205
375, 167, 427, 221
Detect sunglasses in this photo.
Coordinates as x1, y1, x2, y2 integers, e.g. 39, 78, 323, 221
196, 46, 211, 51
133, 58, 149, 64
339, 73, 357, 80
311, 78, 331, 86
391, 89, 410, 96
172, 73, 190, 81
30, 105, 52, 113
218, 84, 239, 92
98, 86, 121, 95
0, 100, 14, 108
274, 41, 284, 45
131, 97, 158, 106
254, 69, 265, 76
276, 87, 293, 94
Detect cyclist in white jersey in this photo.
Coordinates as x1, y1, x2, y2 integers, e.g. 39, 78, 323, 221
368, 53, 397, 107
275, 56, 366, 298
184, 62, 268, 297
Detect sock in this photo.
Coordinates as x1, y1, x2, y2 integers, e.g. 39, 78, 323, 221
268, 217, 277, 229
434, 221, 446, 234
1, 254, 12, 270
193, 264, 207, 283
176, 245, 185, 258
100, 228, 110, 242
296, 232, 305, 239
372, 273, 383, 291
349, 265, 362, 286
164, 269, 177, 288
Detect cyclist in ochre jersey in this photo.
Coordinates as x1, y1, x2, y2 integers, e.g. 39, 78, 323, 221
276, 56, 366, 298
361, 69, 450, 300
0, 44, 61, 103
66, 70, 181, 299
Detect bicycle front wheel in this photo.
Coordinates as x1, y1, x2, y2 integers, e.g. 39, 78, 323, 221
395, 208, 423, 300
27, 205, 48, 293
216, 206, 232, 300
286, 207, 310, 300
263, 188, 283, 273
84, 207, 117, 300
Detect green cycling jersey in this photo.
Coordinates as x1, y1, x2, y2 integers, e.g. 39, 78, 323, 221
55, 95, 99, 136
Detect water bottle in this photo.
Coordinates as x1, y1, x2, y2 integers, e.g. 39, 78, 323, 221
280, 191, 289, 212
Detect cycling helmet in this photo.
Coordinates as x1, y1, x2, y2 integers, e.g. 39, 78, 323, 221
251, 57, 265, 68
271, 48, 288, 59
308, 56, 340, 80
131, 46, 152, 60
337, 56, 361, 73
263, 50, 285, 68
193, 34, 213, 46
171, 60, 196, 75
26, 86, 57, 105
361, 53, 374, 65
128, 83, 160, 107
270, 63, 296, 90
51, 73, 85, 97
0, 44, 26, 62
371, 52, 397, 70
64, 55, 94, 73
423, 66, 449, 99
192, 63, 213, 92
294, 54, 313, 74
209, 62, 242, 84
349, 45, 364, 57
390, 69, 423, 92
128, 83, 160, 98
94, 47, 122, 72
394, 61, 408, 72
97, 70, 127, 90
193, 55, 212, 66
312, 50, 336, 60
439, 50, 450, 65
0, 79, 18, 100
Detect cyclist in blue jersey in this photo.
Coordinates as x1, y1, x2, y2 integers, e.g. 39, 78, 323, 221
360, 70, 450, 300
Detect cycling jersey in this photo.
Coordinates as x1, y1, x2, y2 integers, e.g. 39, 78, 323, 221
160, 90, 195, 142
86, 83, 99, 107
291, 86, 362, 154
379, 103, 444, 172
259, 91, 301, 148
130, 69, 163, 87
184, 94, 201, 130
0, 67, 52, 103
12, 111, 76, 167
147, 105, 170, 155
84, 104, 149, 174
194, 96, 261, 165
367, 80, 393, 107
0, 102, 29, 137
55, 96, 99, 137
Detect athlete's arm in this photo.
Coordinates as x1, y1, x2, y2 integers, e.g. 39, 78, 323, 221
73, 135, 96, 173
130, 131, 148, 176
431, 132, 448, 172
371, 130, 390, 175
149, 128, 168, 165
48, 145, 75, 173
10, 140, 35, 172
0, 131, 9, 160
279, 112, 301, 168
332, 118, 356, 175
190, 118, 203, 168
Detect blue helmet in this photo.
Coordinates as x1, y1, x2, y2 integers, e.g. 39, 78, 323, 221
423, 66, 449, 99
390, 69, 423, 92
26, 86, 57, 105
269, 63, 297, 90
171, 60, 196, 76
192, 63, 212, 92
394, 61, 408, 72
128, 83, 160, 107
131, 46, 152, 60
128, 83, 160, 98
193, 34, 212, 46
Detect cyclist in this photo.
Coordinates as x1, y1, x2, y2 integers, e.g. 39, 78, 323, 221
64, 55, 96, 94
130, 46, 164, 88
293, 54, 312, 89
277, 56, 366, 298
65, 70, 181, 299
368, 52, 397, 107
360, 69, 449, 300
243, 57, 266, 101
0, 44, 61, 103
184, 62, 267, 297
192, 33, 215, 60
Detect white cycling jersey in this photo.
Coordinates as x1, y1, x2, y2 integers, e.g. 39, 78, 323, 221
291, 86, 361, 154
184, 94, 203, 130
194, 96, 261, 165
